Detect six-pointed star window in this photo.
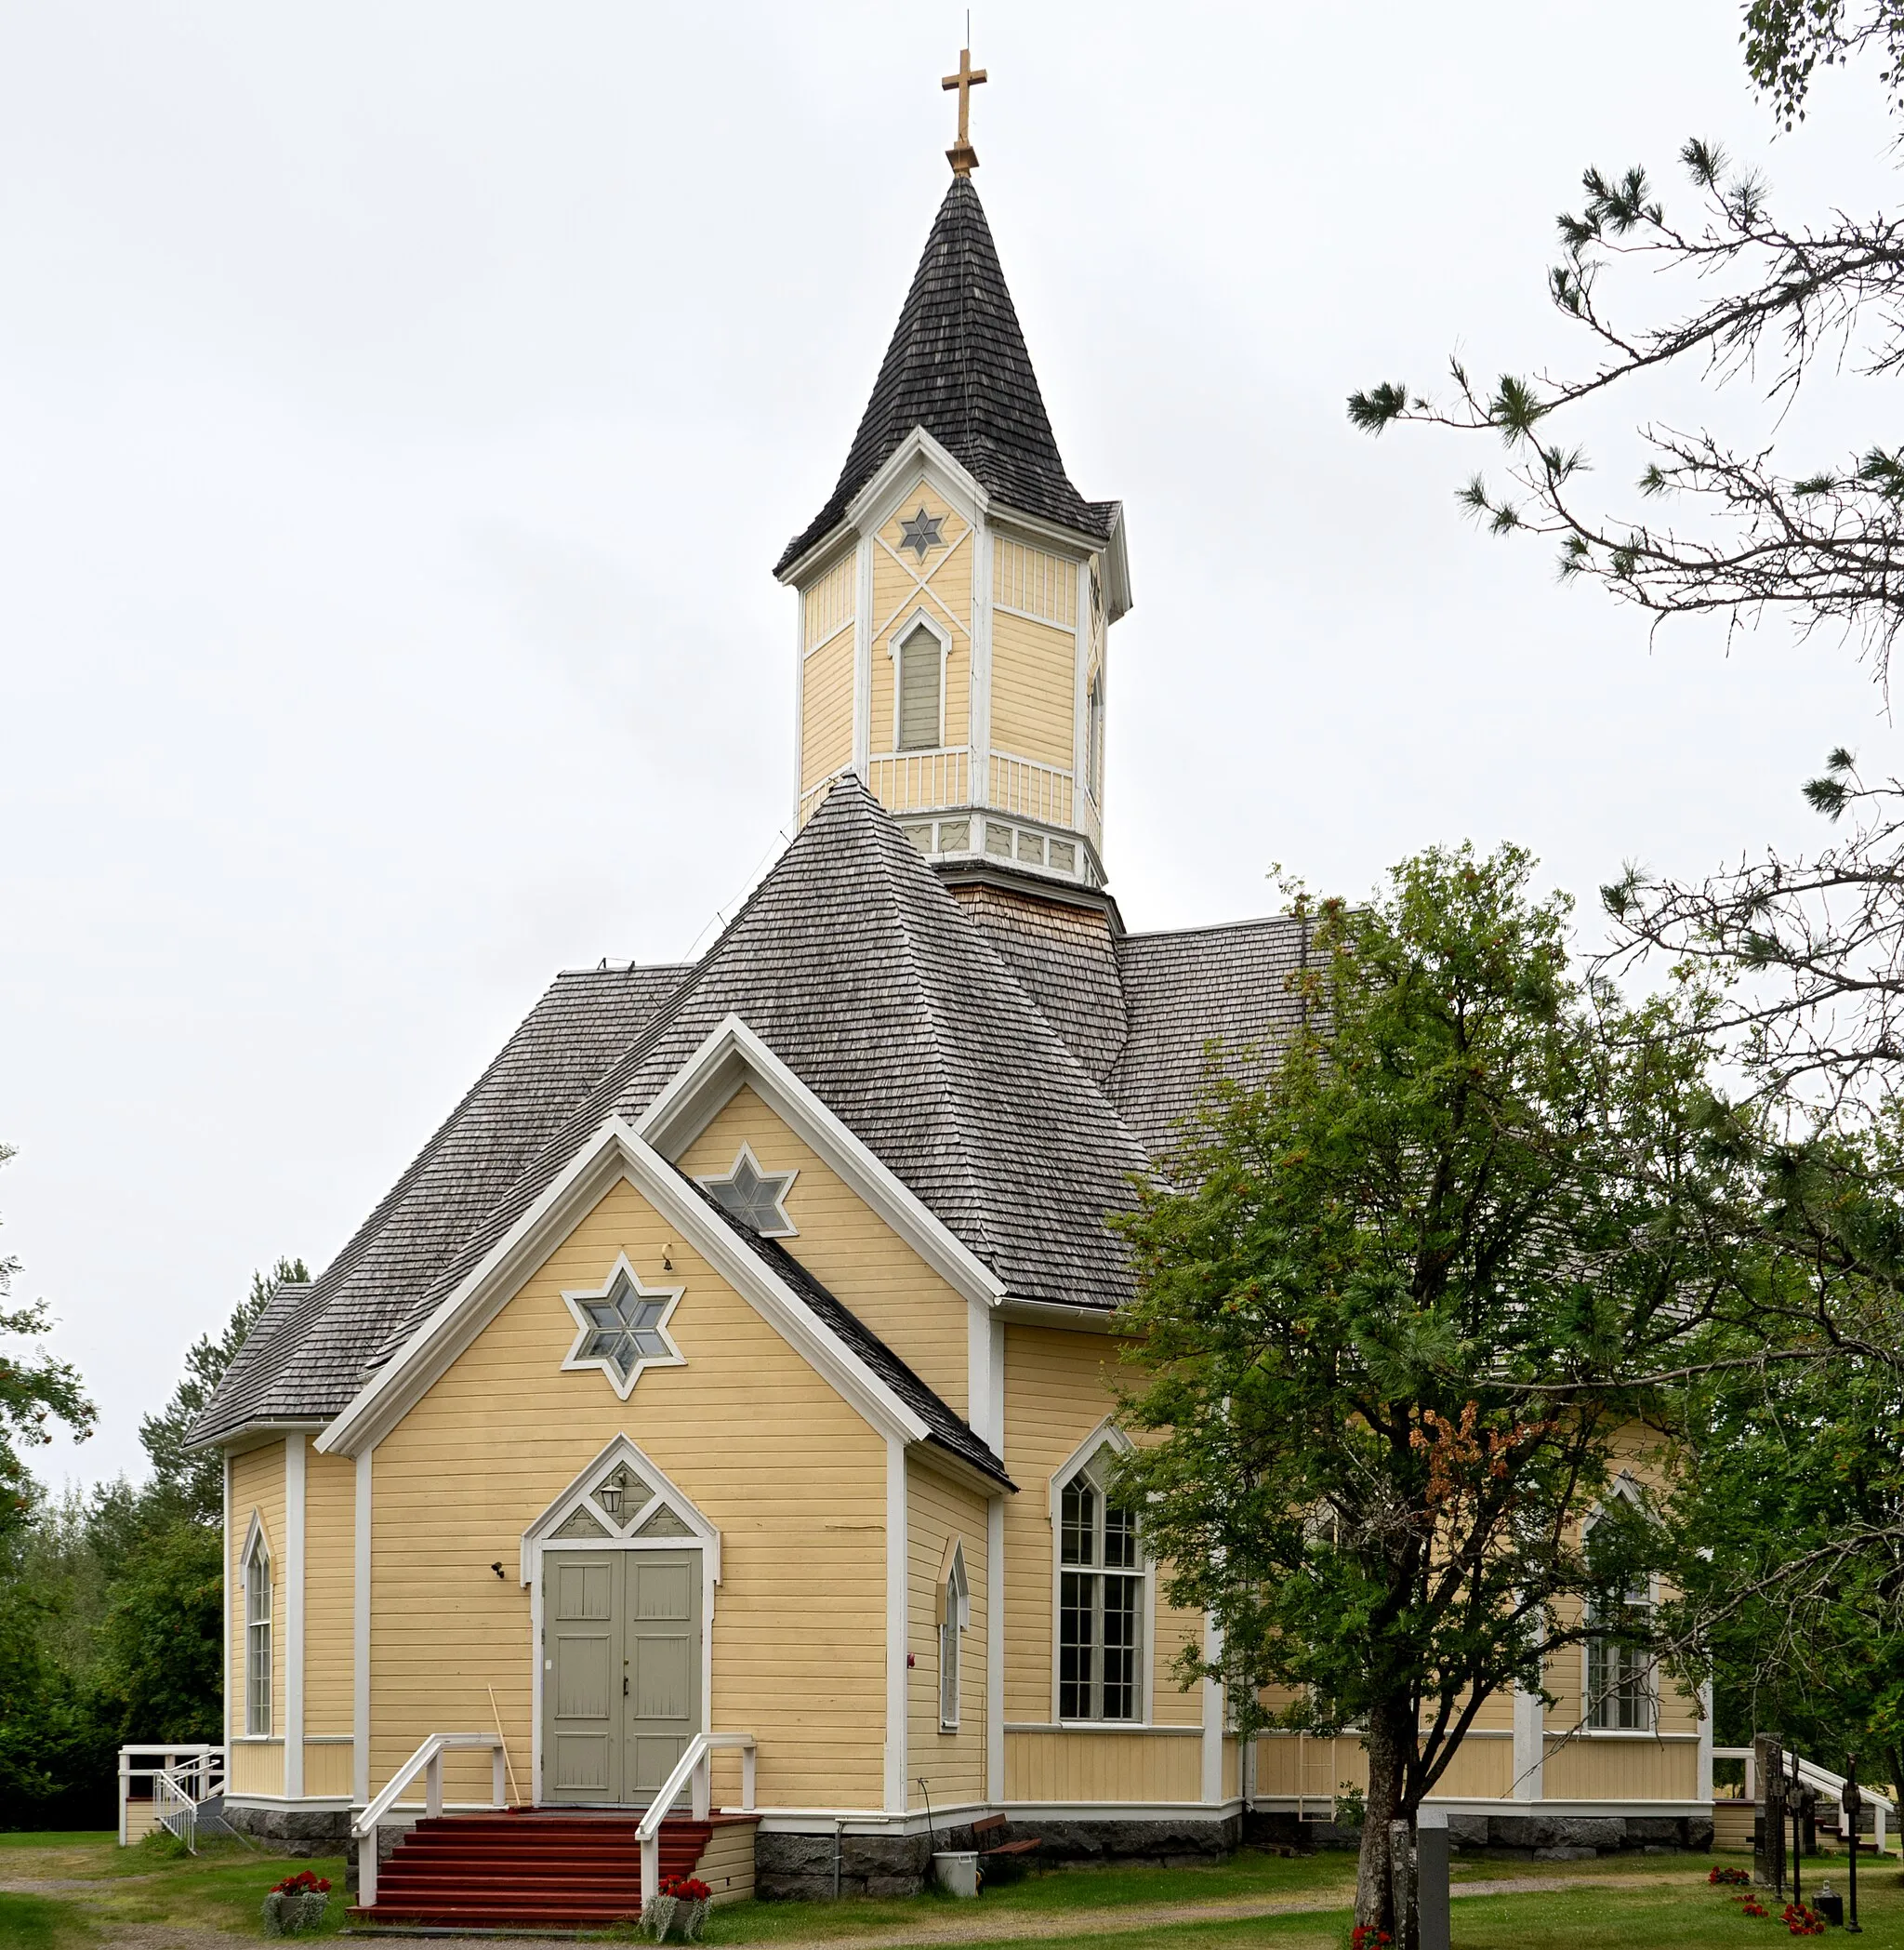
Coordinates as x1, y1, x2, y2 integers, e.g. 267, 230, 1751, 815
697, 1144, 798, 1238
560, 1256, 685, 1399
898, 507, 945, 562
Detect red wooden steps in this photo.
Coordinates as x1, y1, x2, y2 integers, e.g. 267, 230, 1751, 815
349, 1810, 712, 1928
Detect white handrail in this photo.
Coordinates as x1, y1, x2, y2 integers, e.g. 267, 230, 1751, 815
153, 1769, 198, 1852
637, 1732, 757, 1910
1713, 1745, 1896, 1852
353, 1732, 505, 1909
118, 1744, 223, 1847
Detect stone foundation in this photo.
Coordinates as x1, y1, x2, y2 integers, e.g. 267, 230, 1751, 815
757, 1814, 1243, 1898
755, 1828, 934, 1899
221, 1800, 356, 1858
1246, 1810, 1712, 1860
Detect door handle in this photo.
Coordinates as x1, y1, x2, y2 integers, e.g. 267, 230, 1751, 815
624, 1677, 629, 1697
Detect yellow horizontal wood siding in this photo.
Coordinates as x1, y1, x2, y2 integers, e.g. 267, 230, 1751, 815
1006, 1730, 1200, 1804
304, 1449, 355, 1738
990, 610, 1075, 774
1542, 1736, 1700, 1801
229, 1741, 285, 1797
678, 1084, 969, 1417
869, 482, 971, 759
1001, 1326, 1203, 1732
801, 629, 854, 794
693, 1820, 759, 1904
907, 1460, 988, 1811
302, 1741, 354, 1798
1713, 1799, 1755, 1852
230, 1441, 286, 1749
369, 1176, 889, 1812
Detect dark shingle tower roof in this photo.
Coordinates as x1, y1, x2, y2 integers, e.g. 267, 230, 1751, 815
775, 176, 1112, 577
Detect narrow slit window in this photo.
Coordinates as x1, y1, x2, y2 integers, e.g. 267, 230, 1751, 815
1055, 1464, 1143, 1722
898, 625, 942, 751
244, 1532, 272, 1737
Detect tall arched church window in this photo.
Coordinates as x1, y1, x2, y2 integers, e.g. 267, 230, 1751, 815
898, 623, 943, 751
1055, 1440, 1143, 1721
938, 1541, 970, 1731
244, 1528, 272, 1736
1583, 1481, 1656, 1731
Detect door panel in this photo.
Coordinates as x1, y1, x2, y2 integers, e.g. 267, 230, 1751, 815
541, 1547, 703, 1807
545, 1552, 618, 1802
626, 1551, 700, 1803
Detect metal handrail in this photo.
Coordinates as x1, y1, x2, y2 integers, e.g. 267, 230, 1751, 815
353, 1732, 505, 1909
636, 1732, 757, 1909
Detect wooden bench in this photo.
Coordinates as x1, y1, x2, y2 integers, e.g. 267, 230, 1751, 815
971, 1813, 1039, 1877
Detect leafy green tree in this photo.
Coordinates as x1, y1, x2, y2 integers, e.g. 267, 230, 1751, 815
1665, 1328, 1904, 1795
1112, 847, 1765, 1944
140, 1258, 300, 1526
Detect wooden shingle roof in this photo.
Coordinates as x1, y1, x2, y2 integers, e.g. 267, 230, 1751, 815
775, 177, 1112, 577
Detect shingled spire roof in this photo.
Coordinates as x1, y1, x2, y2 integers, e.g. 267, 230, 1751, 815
775, 176, 1113, 577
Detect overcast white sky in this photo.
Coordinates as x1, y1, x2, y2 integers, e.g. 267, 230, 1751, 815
3, 2, 1896, 1488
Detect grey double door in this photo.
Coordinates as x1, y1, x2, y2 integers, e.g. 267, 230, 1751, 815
543, 1550, 701, 1806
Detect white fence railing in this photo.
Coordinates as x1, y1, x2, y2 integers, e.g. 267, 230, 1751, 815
636, 1731, 757, 1909
988, 750, 1072, 829
353, 1732, 506, 1908
1713, 1746, 1895, 1851
866, 748, 969, 816
118, 1744, 223, 1848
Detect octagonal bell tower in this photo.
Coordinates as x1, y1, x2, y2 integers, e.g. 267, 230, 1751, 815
774, 60, 1130, 893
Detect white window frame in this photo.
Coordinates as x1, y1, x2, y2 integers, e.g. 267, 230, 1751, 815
937, 1538, 970, 1732
1580, 1478, 1659, 1734
241, 1513, 272, 1739
890, 611, 950, 753
1050, 1420, 1151, 1726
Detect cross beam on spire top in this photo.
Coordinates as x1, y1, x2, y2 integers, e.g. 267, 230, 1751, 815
942, 47, 986, 176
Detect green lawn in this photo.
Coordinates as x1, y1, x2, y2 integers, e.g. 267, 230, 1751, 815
0, 1831, 348, 1943
0, 1831, 1897, 1948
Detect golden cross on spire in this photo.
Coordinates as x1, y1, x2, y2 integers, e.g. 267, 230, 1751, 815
942, 46, 986, 177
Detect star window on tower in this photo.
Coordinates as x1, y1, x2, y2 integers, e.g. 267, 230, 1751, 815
696, 1144, 798, 1237
898, 507, 944, 561
560, 1257, 685, 1399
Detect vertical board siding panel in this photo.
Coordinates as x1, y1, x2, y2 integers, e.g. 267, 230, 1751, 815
680, 1086, 970, 1416
303, 1451, 356, 1734
906, 1462, 987, 1811
1002, 1731, 1200, 1804
370, 1178, 888, 1813
1543, 1739, 1699, 1801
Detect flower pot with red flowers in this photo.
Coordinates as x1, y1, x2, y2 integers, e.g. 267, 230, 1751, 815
262, 1868, 332, 1936
1350, 1929, 1394, 1950
645, 1874, 714, 1941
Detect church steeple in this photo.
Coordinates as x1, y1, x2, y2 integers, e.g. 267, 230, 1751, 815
777, 64, 1130, 894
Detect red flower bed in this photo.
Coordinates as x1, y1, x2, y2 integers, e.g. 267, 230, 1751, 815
1350, 1930, 1393, 1950
269, 1870, 331, 1897
1779, 1903, 1824, 1936
1709, 1866, 1751, 1885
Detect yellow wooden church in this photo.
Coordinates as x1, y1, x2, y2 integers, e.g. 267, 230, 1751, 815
191, 56, 1715, 1928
